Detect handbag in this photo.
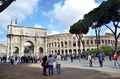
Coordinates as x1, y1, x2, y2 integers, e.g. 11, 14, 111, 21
41, 62, 44, 67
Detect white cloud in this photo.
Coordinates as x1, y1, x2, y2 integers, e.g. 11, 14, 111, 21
46, 0, 99, 26
0, 0, 40, 45
0, 0, 40, 31
49, 30, 60, 35
24, 42, 31, 46
34, 24, 42, 28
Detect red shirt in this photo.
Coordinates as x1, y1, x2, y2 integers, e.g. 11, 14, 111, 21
113, 54, 118, 60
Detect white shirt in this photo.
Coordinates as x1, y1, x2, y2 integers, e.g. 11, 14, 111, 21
88, 55, 92, 61
56, 55, 61, 64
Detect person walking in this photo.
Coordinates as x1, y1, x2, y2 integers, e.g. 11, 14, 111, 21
97, 52, 104, 67
10, 56, 14, 65
112, 52, 120, 67
70, 54, 74, 62
42, 55, 48, 76
47, 54, 56, 76
108, 52, 112, 61
14, 55, 18, 65
3, 55, 7, 64
78, 53, 81, 62
88, 54, 93, 67
56, 53, 61, 76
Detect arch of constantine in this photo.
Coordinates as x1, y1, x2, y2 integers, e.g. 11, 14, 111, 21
7, 25, 47, 56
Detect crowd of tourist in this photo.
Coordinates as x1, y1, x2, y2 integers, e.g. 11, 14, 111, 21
0, 55, 41, 65
0, 51, 120, 77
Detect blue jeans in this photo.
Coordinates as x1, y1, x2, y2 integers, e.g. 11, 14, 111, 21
114, 60, 120, 67
99, 60, 103, 67
56, 64, 61, 75
48, 65, 54, 76
3, 60, 6, 64
43, 66, 47, 76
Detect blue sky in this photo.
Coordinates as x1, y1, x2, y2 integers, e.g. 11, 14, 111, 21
0, 0, 116, 45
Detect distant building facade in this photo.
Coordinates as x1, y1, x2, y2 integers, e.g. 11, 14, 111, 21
0, 44, 7, 56
47, 33, 120, 55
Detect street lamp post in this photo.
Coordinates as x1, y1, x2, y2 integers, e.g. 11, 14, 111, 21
10, 16, 17, 25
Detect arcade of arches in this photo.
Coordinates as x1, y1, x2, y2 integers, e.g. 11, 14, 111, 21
47, 33, 120, 55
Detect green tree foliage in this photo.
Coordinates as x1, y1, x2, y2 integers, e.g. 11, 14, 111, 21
83, 0, 120, 51
100, 46, 114, 53
87, 48, 98, 54
69, 20, 89, 53
84, 7, 102, 51
87, 46, 114, 54
69, 20, 89, 34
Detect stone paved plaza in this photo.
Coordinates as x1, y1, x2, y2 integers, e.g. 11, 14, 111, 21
0, 58, 120, 79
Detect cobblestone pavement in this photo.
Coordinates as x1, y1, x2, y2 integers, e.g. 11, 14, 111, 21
61, 59, 120, 73
0, 59, 120, 79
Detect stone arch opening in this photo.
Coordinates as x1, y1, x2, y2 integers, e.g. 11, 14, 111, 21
73, 49, 77, 58
62, 50, 64, 55
52, 50, 53, 53
24, 41, 34, 56
65, 50, 68, 55
58, 50, 60, 53
69, 49, 72, 55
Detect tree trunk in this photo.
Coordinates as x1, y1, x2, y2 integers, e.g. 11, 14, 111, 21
114, 34, 118, 52
94, 27, 101, 51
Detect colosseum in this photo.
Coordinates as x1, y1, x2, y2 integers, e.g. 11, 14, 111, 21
47, 33, 120, 55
